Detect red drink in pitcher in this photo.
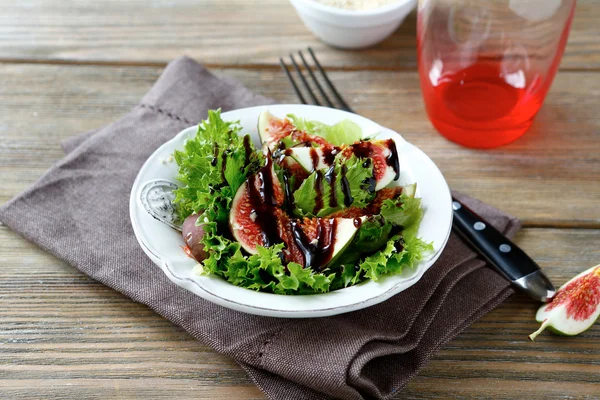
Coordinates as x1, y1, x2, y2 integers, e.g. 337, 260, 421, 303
417, 0, 576, 148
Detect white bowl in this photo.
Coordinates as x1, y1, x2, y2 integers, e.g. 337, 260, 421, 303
289, 0, 417, 49
130, 104, 452, 318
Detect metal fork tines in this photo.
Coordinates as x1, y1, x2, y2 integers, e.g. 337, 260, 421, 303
280, 48, 354, 113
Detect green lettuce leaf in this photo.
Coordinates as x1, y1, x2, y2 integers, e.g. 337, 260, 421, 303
199, 225, 336, 295
173, 109, 261, 220
287, 114, 362, 146
293, 154, 375, 217
380, 195, 423, 236
330, 194, 432, 288
174, 109, 432, 296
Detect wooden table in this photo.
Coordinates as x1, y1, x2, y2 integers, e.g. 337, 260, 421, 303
1, 1, 599, 398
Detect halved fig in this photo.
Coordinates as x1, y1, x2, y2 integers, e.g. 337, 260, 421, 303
229, 157, 285, 254
181, 213, 207, 262
258, 111, 331, 151
278, 216, 364, 270
284, 146, 340, 172
285, 139, 400, 191
529, 264, 600, 341
340, 139, 399, 191
328, 184, 416, 219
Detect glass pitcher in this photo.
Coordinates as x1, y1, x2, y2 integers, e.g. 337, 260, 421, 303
417, 0, 577, 148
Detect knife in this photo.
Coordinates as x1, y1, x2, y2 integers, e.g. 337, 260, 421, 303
451, 197, 556, 302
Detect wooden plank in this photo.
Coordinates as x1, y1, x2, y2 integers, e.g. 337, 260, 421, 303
0, 0, 597, 70
1, 64, 598, 226
1, 225, 599, 399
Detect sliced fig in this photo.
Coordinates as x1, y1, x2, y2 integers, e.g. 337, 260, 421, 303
277, 216, 364, 271
258, 111, 295, 150
258, 111, 332, 151
529, 264, 600, 341
328, 184, 416, 219
284, 146, 340, 173
181, 213, 207, 262
286, 139, 400, 191
341, 139, 399, 191
229, 156, 285, 254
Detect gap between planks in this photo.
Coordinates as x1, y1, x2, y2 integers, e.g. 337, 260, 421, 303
0, 58, 598, 73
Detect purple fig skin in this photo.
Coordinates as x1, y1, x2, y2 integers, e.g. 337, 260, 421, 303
181, 213, 207, 262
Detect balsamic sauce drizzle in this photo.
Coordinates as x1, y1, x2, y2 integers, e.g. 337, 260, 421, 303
243, 135, 252, 166
309, 147, 319, 170
313, 170, 324, 214
385, 139, 400, 181
211, 143, 219, 166
282, 170, 295, 213
340, 165, 353, 207
246, 155, 281, 248
291, 218, 338, 271
240, 138, 401, 271
322, 146, 340, 166
324, 165, 337, 208
220, 150, 229, 181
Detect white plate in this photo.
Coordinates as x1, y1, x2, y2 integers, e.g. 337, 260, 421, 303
130, 104, 452, 318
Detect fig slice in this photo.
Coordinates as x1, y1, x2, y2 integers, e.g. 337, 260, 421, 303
181, 213, 207, 262
529, 264, 600, 341
257, 111, 331, 151
282, 216, 365, 270
229, 156, 285, 255
286, 139, 400, 191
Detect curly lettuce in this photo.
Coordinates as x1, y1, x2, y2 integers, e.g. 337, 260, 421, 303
293, 154, 375, 217
174, 110, 432, 295
287, 114, 362, 146
172, 109, 260, 221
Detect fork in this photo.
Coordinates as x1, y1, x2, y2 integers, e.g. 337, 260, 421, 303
279, 49, 556, 303
279, 48, 354, 113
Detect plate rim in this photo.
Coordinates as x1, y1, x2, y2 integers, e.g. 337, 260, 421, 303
129, 104, 452, 318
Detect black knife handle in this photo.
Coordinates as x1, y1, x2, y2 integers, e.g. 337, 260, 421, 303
451, 198, 538, 281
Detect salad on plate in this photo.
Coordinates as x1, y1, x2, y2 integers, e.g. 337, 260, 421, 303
173, 109, 432, 295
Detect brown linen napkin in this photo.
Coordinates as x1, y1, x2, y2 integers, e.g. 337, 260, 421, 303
0, 56, 517, 400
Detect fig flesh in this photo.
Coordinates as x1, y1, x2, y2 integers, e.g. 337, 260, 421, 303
258, 111, 332, 151
229, 156, 285, 255
529, 264, 600, 340
285, 139, 400, 191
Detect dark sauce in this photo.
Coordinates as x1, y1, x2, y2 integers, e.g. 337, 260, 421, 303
322, 146, 340, 166
309, 147, 320, 170
360, 158, 376, 193
211, 143, 219, 166
220, 150, 229, 181
257, 155, 277, 206
385, 139, 400, 180
246, 155, 281, 247
282, 170, 295, 213
291, 218, 338, 271
350, 140, 374, 159
313, 170, 324, 214
389, 223, 404, 237
365, 176, 376, 193
324, 165, 337, 208
340, 165, 354, 207
291, 141, 312, 148
394, 236, 405, 252
353, 217, 363, 228
243, 135, 252, 166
